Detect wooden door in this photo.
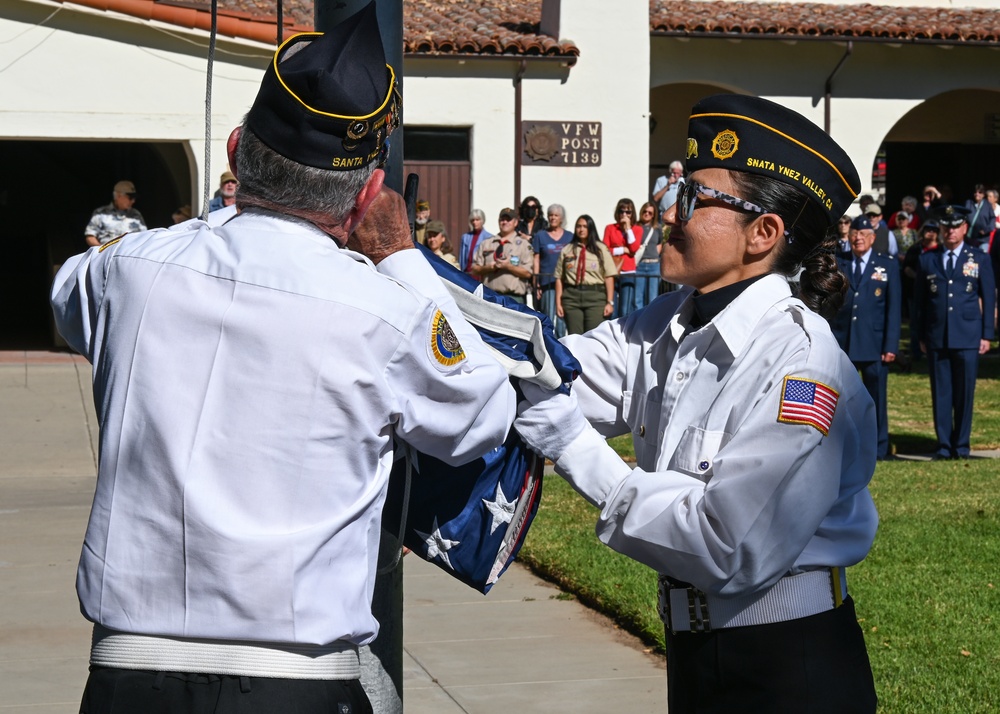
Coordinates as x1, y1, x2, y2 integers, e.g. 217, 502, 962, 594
402, 160, 471, 254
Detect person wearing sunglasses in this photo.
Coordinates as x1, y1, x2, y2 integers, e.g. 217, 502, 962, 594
836, 215, 853, 255
516, 195, 548, 237
603, 198, 641, 317
84, 180, 146, 247
633, 201, 666, 311
516, 94, 878, 712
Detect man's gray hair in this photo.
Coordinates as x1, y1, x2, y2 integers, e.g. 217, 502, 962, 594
669, 160, 684, 171
235, 123, 375, 223
469, 208, 486, 223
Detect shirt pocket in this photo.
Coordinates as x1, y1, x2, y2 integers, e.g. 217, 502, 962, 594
667, 426, 731, 483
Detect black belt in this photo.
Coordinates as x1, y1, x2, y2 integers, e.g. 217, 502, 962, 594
567, 284, 604, 291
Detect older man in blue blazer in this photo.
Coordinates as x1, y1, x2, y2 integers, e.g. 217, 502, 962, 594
913, 205, 996, 459
831, 226, 902, 459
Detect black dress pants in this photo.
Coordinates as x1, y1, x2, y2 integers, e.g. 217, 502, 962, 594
80, 667, 373, 714
665, 597, 877, 714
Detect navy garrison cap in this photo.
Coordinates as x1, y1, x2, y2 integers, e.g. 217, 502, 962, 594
684, 94, 861, 225
932, 205, 971, 227
246, 1, 399, 171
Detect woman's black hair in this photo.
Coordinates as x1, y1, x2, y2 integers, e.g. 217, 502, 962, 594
520, 195, 542, 219
730, 171, 846, 318
574, 214, 602, 255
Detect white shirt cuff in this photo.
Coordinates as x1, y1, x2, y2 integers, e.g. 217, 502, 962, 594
554, 427, 633, 508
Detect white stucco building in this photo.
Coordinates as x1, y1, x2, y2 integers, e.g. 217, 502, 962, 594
1, 0, 998, 346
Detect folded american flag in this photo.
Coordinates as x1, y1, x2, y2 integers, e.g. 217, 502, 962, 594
383, 245, 581, 594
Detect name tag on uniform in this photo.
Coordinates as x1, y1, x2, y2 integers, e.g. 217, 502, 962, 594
871, 266, 887, 282
962, 257, 979, 278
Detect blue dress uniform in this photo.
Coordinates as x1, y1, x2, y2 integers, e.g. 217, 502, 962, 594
913, 232, 996, 458
830, 251, 901, 458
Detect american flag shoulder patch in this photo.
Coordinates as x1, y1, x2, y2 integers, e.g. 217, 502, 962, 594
777, 376, 839, 436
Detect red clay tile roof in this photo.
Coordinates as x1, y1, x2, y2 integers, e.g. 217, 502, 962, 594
57, 0, 578, 55
51, 0, 1000, 50
651, 1, 1000, 45
403, 0, 578, 56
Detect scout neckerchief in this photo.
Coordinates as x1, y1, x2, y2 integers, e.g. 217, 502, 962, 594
574, 243, 588, 285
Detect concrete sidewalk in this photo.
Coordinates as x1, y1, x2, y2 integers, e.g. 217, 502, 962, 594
0, 352, 666, 712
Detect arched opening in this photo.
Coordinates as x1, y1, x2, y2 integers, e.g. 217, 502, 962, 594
0, 140, 192, 349
648, 82, 742, 197
879, 89, 1000, 214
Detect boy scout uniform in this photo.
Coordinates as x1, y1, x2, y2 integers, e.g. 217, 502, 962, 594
555, 241, 618, 334
473, 233, 534, 297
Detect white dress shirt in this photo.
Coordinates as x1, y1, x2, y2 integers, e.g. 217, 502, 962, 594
552, 275, 879, 597
51, 209, 515, 647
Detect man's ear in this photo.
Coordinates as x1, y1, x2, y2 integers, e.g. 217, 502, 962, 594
746, 213, 784, 256
226, 127, 241, 180
343, 169, 386, 234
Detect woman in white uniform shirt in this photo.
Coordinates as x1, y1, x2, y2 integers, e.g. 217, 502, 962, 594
516, 94, 879, 713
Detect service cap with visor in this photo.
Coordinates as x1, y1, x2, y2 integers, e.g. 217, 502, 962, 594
932, 205, 971, 228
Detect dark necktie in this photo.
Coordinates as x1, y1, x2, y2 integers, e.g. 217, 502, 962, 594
946, 251, 955, 275
853, 256, 863, 286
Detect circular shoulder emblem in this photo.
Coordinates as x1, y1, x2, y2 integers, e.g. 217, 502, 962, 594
711, 130, 739, 160
430, 310, 466, 367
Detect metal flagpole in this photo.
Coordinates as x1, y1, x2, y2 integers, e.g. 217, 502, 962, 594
313, 1, 405, 711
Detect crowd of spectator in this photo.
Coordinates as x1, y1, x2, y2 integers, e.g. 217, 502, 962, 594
89, 168, 1000, 357
430, 189, 685, 336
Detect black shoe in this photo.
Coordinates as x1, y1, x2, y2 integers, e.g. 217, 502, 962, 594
931, 452, 952, 461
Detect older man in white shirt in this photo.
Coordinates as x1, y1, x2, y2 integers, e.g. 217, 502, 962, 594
51, 5, 514, 712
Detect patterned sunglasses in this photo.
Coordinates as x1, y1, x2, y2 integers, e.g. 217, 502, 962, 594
675, 180, 768, 222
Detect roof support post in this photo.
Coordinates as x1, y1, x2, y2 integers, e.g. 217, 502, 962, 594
514, 59, 528, 209
314, 2, 405, 712
824, 41, 853, 134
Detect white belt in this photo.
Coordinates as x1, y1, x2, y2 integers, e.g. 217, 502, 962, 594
91, 624, 361, 680
658, 568, 846, 633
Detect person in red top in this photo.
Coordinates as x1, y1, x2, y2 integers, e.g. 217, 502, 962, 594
603, 198, 642, 317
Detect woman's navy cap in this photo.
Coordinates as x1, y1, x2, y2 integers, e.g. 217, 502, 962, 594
685, 94, 861, 225
246, 1, 399, 171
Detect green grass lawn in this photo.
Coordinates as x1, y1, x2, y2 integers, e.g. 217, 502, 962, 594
520, 354, 1000, 713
